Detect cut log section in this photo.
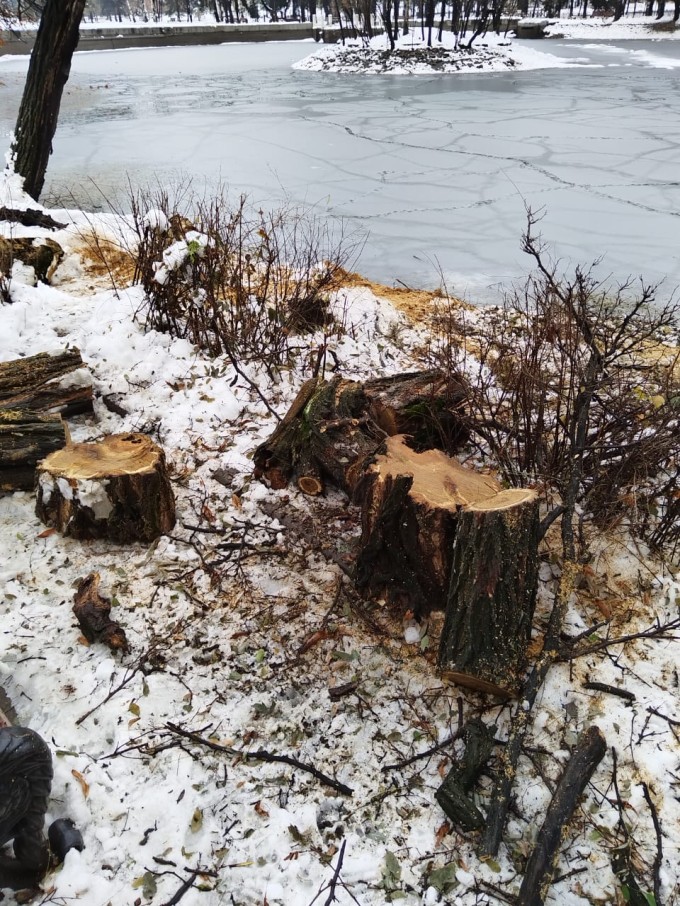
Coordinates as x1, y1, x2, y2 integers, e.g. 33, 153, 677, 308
354, 435, 502, 616
0, 409, 68, 492
253, 370, 467, 497
438, 488, 540, 696
0, 349, 93, 417
36, 433, 176, 542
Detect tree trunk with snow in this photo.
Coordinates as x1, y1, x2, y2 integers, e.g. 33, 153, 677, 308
11, 0, 86, 200
438, 488, 540, 696
36, 433, 176, 542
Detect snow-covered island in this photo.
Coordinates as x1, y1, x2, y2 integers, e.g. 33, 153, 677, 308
294, 14, 680, 74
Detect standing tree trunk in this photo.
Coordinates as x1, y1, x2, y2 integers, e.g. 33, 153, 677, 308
12, 0, 87, 201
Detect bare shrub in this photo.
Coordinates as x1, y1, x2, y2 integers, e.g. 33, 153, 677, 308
428, 213, 680, 557
129, 187, 360, 371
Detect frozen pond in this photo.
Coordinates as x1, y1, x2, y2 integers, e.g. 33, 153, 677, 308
1, 39, 680, 298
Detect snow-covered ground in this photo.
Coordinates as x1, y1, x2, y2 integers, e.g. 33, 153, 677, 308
1, 167, 679, 906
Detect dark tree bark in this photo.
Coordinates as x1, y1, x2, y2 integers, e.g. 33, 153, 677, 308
0, 409, 67, 492
12, 0, 86, 200
36, 432, 176, 542
0, 237, 63, 285
438, 488, 539, 696
518, 726, 606, 906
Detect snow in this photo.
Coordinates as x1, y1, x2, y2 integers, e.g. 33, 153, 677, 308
1, 58, 679, 901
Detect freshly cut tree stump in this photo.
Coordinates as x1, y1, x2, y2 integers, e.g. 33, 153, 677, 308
354, 435, 502, 616
0, 349, 93, 417
438, 488, 540, 696
36, 433, 175, 542
253, 370, 467, 497
0, 409, 68, 492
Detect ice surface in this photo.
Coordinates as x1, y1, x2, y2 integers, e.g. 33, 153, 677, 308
1, 39, 679, 299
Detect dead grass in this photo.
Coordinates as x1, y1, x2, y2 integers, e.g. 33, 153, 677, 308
75, 235, 136, 287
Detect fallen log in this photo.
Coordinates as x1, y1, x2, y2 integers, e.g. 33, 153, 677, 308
354, 435, 502, 616
0, 409, 68, 492
518, 725, 606, 906
253, 370, 466, 497
438, 488, 540, 695
0, 206, 66, 230
0, 349, 93, 417
36, 432, 176, 542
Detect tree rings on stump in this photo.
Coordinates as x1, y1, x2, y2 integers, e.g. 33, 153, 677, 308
35, 433, 176, 542
438, 488, 540, 696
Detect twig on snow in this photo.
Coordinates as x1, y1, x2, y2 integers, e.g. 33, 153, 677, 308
323, 839, 347, 906
641, 782, 663, 906
165, 722, 353, 796
583, 680, 635, 703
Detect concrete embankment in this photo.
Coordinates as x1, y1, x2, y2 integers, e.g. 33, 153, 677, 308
0, 22, 316, 55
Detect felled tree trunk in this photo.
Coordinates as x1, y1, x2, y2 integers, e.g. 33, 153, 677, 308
438, 489, 540, 696
0, 350, 93, 417
36, 433, 175, 542
0, 409, 68, 492
354, 435, 502, 615
253, 370, 466, 497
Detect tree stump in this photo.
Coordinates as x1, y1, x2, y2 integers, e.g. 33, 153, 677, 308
35, 433, 176, 542
0, 349, 93, 417
0, 409, 68, 492
253, 370, 467, 497
0, 237, 64, 284
438, 488, 540, 696
354, 435, 502, 616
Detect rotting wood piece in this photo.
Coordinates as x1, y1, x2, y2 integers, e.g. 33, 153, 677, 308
0, 237, 63, 284
354, 435, 502, 616
518, 725, 606, 906
0, 349, 93, 417
73, 572, 129, 654
36, 432, 175, 542
438, 488, 539, 696
253, 370, 468, 497
0, 409, 68, 492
